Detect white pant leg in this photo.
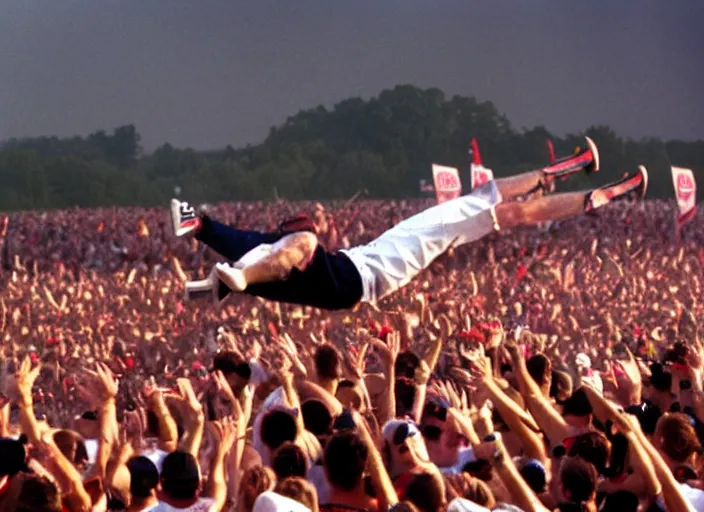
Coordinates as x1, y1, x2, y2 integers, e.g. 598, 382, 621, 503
341, 181, 502, 304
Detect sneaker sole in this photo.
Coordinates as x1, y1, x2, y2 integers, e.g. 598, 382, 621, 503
585, 136, 600, 172
170, 198, 198, 237
637, 165, 649, 198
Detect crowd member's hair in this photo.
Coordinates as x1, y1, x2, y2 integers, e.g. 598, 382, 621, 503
655, 413, 702, 463
517, 458, 547, 494
550, 370, 574, 403
404, 472, 446, 512
599, 490, 639, 512
625, 401, 662, 435
527, 353, 552, 387
127, 456, 159, 498
443, 473, 496, 509
238, 465, 276, 512
52, 430, 89, 469
395, 351, 421, 379
568, 432, 611, 475
603, 433, 629, 479
301, 399, 333, 437
314, 345, 342, 380
323, 431, 368, 491
394, 377, 416, 417
12, 473, 62, 512
560, 457, 598, 505
649, 363, 673, 392
272, 442, 307, 480
274, 477, 319, 512
160, 450, 201, 501
260, 409, 298, 451
562, 388, 592, 418
213, 351, 252, 379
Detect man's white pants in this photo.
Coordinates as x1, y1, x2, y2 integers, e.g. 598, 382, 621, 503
341, 181, 502, 304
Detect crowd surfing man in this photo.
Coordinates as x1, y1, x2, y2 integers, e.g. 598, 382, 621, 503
175, 138, 648, 310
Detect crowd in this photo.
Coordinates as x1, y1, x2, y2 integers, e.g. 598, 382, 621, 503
0, 195, 702, 512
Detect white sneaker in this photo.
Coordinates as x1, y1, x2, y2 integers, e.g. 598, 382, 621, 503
184, 266, 218, 302
170, 199, 200, 237
215, 262, 248, 292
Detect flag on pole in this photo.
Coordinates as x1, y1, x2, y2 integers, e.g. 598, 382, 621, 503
546, 139, 556, 164
470, 138, 482, 165
470, 163, 494, 190
432, 164, 462, 204
671, 166, 697, 226
469, 138, 493, 189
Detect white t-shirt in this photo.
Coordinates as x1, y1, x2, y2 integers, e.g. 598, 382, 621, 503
152, 497, 215, 512
656, 482, 702, 511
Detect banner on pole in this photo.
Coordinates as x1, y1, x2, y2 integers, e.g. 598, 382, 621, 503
671, 166, 697, 225
470, 163, 494, 190
432, 164, 462, 204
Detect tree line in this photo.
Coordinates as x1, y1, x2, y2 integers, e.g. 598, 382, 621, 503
0, 85, 702, 211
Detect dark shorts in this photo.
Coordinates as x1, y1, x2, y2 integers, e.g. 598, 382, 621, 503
197, 217, 363, 310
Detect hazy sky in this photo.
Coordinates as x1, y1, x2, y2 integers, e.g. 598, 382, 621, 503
1, 1, 702, 151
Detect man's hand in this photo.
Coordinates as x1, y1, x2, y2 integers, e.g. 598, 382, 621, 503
371, 330, 401, 370
7, 357, 41, 406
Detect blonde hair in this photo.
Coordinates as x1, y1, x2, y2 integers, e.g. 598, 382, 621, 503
237, 465, 276, 512
274, 477, 319, 512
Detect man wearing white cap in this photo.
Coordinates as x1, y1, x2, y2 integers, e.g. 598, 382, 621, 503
575, 353, 603, 396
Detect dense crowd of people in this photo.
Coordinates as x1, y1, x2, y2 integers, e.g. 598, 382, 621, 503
0, 195, 702, 511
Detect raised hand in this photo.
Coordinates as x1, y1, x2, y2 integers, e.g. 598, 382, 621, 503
176, 378, 204, 417
7, 357, 42, 406
370, 330, 401, 369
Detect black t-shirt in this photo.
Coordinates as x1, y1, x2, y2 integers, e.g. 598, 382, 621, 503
230, 246, 364, 310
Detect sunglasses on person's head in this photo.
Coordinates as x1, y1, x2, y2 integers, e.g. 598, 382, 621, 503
392, 422, 418, 450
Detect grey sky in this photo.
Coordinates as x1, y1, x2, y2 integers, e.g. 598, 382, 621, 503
1, 0, 702, 151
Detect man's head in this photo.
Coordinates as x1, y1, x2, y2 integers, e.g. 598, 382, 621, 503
559, 456, 598, 505
382, 420, 429, 478
213, 351, 251, 396
52, 430, 89, 470
527, 353, 552, 390
324, 431, 368, 491
654, 413, 701, 465
127, 456, 159, 500
314, 344, 342, 381
550, 370, 573, 404
4, 472, 62, 512
420, 399, 467, 468
260, 409, 298, 452
404, 472, 447, 512
160, 450, 201, 501
561, 388, 592, 428
567, 432, 611, 475
301, 399, 333, 440
272, 442, 307, 481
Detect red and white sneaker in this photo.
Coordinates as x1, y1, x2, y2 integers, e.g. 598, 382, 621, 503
170, 199, 200, 237
542, 136, 600, 179
585, 165, 648, 211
